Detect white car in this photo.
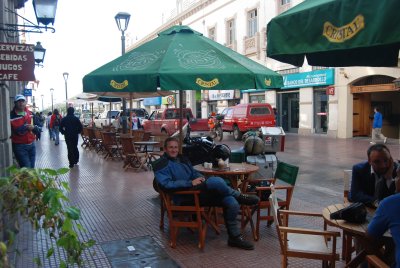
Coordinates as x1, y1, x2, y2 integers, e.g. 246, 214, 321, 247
93, 110, 121, 128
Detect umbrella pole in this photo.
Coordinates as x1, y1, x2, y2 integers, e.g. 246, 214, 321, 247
179, 91, 183, 154
130, 92, 133, 131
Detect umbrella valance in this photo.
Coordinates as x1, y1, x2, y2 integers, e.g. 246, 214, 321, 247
266, 0, 400, 67
83, 25, 283, 93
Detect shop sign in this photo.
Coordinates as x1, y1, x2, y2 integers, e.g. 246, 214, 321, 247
162, 95, 175, 105
23, 88, 32, 96
282, 69, 334, 89
0, 42, 35, 81
208, 90, 234, 100
143, 97, 161, 106
326, 86, 335, 95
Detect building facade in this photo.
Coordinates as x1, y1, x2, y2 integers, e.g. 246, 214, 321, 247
128, 0, 400, 139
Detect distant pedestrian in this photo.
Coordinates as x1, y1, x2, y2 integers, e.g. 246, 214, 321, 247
10, 95, 40, 168
130, 111, 142, 130
371, 107, 387, 144
33, 112, 44, 140
50, 109, 62, 145
60, 107, 83, 168
46, 111, 54, 140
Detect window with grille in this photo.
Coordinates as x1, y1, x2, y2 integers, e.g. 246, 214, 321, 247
247, 9, 258, 37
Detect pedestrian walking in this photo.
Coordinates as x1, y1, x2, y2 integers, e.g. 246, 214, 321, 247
46, 111, 54, 140
10, 95, 40, 168
33, 112, 44, 140
50, 109, 62, 145
130, 111, 142, 130
371, 107, 387, 144
60, 107, 83, 168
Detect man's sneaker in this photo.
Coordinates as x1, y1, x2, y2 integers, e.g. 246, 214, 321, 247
69, 164, 74, 168
236, 193, 259, 205
228, 235, 254, 250
384, 137, 387, 144
370, 141, 376, 145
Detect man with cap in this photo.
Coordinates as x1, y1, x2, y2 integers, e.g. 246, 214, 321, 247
59, 107, 83, 168
10, 94, 40, 168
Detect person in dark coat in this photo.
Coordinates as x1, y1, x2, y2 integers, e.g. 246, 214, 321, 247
60, 107, 83, 168
349, 144, 398, 205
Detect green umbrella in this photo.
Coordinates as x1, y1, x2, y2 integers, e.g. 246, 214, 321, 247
266, 0, 400, 67
83, 25, 283, 93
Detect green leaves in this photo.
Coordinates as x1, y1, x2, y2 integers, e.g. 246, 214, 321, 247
0, 166, 95, 267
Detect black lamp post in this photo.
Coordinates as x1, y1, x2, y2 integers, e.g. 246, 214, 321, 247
115, 12, 131, 133
33, 42, 46, 67
50, 88, 54, 111
63, 72, 69, 110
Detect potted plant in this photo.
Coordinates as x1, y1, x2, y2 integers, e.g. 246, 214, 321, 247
0, 166, 95, 267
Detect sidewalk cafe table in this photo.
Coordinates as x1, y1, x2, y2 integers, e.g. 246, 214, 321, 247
194, 163, 259, 190
322, 204, 391, 267
133, 141, 160, 167
195, 163, 259, 238
133, 141, 160, 153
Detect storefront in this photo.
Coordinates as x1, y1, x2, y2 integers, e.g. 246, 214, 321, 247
280, 69, 335, 134
204, 90, 240, 115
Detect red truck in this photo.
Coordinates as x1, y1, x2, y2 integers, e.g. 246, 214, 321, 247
221, 103, 276, 140
143, 108, 209, 136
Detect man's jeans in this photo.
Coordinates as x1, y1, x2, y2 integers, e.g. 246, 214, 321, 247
12, 142, 36, 168
53, 126, 60, 145
194, 177, 241, 237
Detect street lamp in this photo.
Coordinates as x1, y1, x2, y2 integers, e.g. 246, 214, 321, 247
114, 12, 131, 55
41, 94, 44, 110
33, 42, 46, 67
63, 72, 69, 110
115, 12, 131, 133
50, 88, 54, 111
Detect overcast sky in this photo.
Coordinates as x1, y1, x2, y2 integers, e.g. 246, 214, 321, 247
22, 0, 176, 109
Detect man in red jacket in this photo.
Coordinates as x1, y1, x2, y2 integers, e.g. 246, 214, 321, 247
10, 95, 40, 168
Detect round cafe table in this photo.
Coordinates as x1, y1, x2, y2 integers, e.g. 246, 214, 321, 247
194, 163, 259, 190
322, 204, 391, 265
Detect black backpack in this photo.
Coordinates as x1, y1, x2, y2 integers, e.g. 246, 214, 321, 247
54, 115, 61, 126
330, 202, 367, 223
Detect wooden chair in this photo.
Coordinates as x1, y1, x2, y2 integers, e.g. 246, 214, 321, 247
93, 129, 105, 153
101, 132, 122, 160
119, 136, 147, 171
86, 127, 98, 149
81, 127, 90, 149
132, 130, 144, 141
270, 186, 340, 268
341, 169, 355, 260
366, 255, 390, 268
243, 161, 299, 240
157, 185, 220, 250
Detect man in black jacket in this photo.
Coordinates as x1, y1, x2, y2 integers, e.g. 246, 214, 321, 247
60, 107, 83, 168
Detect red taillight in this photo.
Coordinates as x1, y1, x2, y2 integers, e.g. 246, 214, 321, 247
174, 121, 178, 129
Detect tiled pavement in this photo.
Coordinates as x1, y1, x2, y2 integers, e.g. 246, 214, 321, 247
10, 131, 400, 267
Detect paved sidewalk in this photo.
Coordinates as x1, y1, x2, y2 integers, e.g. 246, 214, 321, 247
11, 131, 400, 267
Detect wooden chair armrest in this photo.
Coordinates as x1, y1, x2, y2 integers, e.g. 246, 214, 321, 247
172, 190, 201, 195
279, 209, 323, 218
366, 255, 390, 268
248, 178, 276, 184
256, 185, 293, 191
279, 226, 341, 237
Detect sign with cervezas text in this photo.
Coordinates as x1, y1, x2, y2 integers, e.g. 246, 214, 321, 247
0, 43, 35, 81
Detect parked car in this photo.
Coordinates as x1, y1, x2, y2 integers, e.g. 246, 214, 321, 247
221, 103, 276, 140
143, 108, 208, 136
80, 113, 94, 126
93, 110, 121, 128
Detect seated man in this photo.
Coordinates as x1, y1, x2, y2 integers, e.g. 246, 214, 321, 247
153, 137, 259, 250
367, 179, 400, 268
349, 144, 399, 205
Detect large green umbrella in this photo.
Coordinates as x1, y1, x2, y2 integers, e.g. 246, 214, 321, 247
83, 25, 283, 92
266, 0, 400, 67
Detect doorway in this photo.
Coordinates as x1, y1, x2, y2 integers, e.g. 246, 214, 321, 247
352, 93, 371, 136
279, 92, 299, 133
314, 89, 328, 134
